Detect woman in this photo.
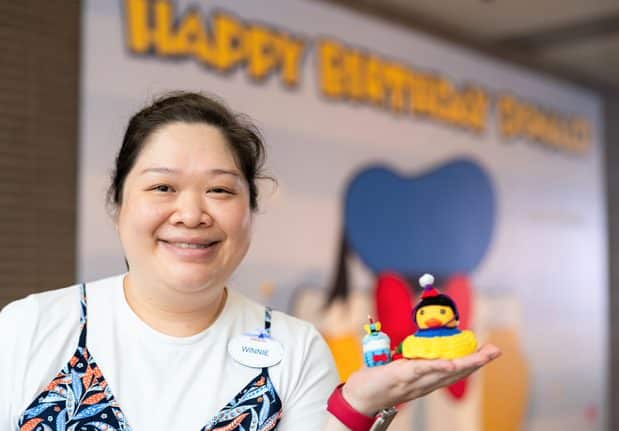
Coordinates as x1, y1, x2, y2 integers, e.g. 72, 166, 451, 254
0, 92, 500, 431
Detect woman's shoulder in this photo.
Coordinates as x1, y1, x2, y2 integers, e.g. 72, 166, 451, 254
0, 274, 124, 341
0, 281, 87, 418
0, 283, 85, 366
0, 283, 80, 327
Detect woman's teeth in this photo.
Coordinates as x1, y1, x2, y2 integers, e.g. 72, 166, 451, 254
171, 242, 212, 249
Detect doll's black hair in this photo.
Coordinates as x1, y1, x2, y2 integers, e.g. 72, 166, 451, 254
412, 294, 460, 325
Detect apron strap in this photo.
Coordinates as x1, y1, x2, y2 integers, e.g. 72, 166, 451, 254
264, 306, 272, 336
262, 306, 273, 374
78, 283, 88, 349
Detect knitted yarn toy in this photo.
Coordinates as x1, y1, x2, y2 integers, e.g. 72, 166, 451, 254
400, 273, 477, 359
362, 317, 392, 367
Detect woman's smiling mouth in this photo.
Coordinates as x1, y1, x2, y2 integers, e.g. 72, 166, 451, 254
158, 239, 221, 260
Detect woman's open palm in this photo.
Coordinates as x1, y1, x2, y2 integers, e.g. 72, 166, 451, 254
342, 344, 502, 415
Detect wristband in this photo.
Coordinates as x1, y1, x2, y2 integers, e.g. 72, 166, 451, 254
327, 383, 375, 431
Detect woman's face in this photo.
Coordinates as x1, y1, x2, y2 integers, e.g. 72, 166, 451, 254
116, 122, 252, 293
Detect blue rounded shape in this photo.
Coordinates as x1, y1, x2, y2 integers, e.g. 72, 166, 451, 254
344, 159, 496, 277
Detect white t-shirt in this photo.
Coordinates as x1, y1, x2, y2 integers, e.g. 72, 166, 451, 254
0, 274, 339, 430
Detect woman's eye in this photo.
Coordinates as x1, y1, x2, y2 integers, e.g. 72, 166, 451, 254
153, 185, 172, 192
209, 187, 234, 194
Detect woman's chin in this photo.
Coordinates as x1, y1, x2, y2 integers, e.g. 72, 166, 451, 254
160, 268, 223, 294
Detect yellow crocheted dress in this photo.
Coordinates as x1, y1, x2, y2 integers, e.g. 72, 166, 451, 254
401, 329, 477, 359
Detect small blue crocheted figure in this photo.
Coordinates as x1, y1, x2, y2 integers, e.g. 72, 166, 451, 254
362, 316, 391, 367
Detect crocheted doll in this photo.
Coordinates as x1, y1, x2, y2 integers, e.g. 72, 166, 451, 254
362, 317, 392, 367
400, 273, 477, 359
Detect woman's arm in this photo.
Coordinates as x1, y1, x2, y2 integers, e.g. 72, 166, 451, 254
324, 414, 360, 431
322, 344, 501, 430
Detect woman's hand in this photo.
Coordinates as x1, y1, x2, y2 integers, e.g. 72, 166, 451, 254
341, 344, 501, 415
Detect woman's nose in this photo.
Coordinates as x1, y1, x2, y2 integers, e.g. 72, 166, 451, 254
170, 192, 213, 227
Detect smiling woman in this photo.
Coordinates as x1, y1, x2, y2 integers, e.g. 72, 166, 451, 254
0, 92, 500, 431
115, 121, 255, 335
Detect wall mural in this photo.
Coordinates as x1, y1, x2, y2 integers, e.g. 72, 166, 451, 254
82, 1, 606, 429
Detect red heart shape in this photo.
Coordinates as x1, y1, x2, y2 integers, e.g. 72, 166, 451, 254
375, 272, 415, 350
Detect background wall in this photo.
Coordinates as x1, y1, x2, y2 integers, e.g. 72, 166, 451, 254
0, 2, 79, 307
0, 1, 614, 429
78, 1, 607, 430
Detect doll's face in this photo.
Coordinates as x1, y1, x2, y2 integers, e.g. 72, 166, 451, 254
416, 305, 457, 329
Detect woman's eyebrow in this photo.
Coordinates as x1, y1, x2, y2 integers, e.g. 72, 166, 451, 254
139, 167, 240, 177
140, 167, 179, 175
209, 168, 241, 177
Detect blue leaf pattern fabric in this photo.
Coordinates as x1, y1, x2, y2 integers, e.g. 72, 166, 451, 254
259, 391, 270, 424
16, 285, 283, 431
16, 285, 132, 431
56, 411, 67, 431
201, 368, 283, 431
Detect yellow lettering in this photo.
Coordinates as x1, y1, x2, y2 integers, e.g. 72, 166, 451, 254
342, 49, 364, 101
383, 64, 407, 112
175, 11, 215, 62
464, 88, 488, 132
498, 94, 591, 153
409, 72, 431, 115
124, 0, 151, 53
365, 55, 384, 105
123, 5, 590, 152
435, 79, 455, 123
318, 39, 345, 99
280, 36, 305, 87
498, 95, 519, 138
246, 26, 278, 81
213, 14, 245, 70
152, 0, 176, 55
124, 0, 176, 55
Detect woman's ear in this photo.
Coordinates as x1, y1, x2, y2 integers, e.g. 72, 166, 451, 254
111, 217, 120, 234
107, 201, 120, 229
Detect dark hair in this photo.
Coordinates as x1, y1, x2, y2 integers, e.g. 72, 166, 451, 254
107, 91, 270, 212
412, 294, 460, 325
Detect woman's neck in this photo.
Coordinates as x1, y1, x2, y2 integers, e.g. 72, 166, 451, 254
122, 273, 227, 337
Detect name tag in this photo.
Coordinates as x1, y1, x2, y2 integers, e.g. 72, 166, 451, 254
228, 332, 284, 368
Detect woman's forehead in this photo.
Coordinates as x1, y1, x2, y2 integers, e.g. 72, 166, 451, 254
135, 122, 240, 172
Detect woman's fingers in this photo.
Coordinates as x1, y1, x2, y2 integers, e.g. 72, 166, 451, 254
451, 344, 501, 370
398, 343, 502, 400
